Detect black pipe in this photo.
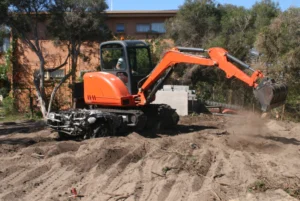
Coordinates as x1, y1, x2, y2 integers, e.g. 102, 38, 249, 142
177, 47, 206, 53
226, 53, 254, 71
146, 67, 174, 103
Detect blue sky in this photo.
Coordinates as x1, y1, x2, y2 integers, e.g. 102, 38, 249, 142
107, 0, 299, 11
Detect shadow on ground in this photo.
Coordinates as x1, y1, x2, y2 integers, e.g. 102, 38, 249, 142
135, 124, 218, 138
0, 138, 37, 146
54, 124, 218, 141
0, 121, 46, 135
257, 135, 300, 146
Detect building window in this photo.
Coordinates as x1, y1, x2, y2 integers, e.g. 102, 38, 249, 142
101, 44, 126, 70
136, 23, 166, 33
136, 24, 151, 33
0, 37, 10, 52
0, 26, 10, 53
151, 23, 166, 33
50, 69, 65, 78
116, 24, 125, 33
45, 69, 65, 80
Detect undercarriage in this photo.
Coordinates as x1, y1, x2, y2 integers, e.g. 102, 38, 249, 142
47, 104, 179, 139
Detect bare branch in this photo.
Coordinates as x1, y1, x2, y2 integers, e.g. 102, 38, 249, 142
46, 53, 70, 72
11, 24, 39, 54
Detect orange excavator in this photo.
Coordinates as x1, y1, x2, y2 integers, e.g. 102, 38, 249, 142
47, 40, 288, 139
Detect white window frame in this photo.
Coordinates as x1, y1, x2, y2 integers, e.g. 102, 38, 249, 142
0, 37, 10, 53
46, 69, 65, 79
136, 22, 166, 33
136, 24, 151, 33
0, 26, 11, 53
151, 22, 166, 33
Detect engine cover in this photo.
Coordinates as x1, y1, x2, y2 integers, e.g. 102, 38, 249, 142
83, 72, 135, 107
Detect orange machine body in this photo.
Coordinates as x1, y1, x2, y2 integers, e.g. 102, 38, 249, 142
83, 72, 136, 107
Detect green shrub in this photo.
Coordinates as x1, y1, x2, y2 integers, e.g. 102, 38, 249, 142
0, 86, 9, 98
2, 96, 16, 115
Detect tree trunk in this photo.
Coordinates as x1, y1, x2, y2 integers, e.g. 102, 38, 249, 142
39, 57, 46, 100
47, 71, 72, 114
33, 75, 47, 119
70, 40, 81, 107
34, 54, 48, 119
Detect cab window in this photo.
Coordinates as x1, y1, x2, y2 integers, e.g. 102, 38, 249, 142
127, 47, 152, 75
101, 44, 127, 70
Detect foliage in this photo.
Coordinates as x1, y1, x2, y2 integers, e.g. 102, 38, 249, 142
7, 0, 50, 37
145, 38, 172, 64
46, 0, 110, 112
0, 0, 8, 24
48, 0, 110, 42
251, 0, 280, 32
165, 0, 284, 110
2, 96, 16, 115
255, 7, 300, 119
0, 45, 12, 74
0, 81, 10, 98
248, 179, 268, 192
166, 0, 280, 57
1, 0, 110, 117
2, 0, 54, 118
128, 47, 152, 75
215, 5, 255, 59
0, 45, 12, 98
166, 0, 221, 48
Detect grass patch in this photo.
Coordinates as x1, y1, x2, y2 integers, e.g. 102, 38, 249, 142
162, 166, 172, 175
0, 114, 29, 122
284, 187, 300, 199
248, 178, 300, 200
0, 112, 42, 123
248, 179, 268, 192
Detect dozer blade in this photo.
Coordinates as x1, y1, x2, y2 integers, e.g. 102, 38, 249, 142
253, 78, 288, 112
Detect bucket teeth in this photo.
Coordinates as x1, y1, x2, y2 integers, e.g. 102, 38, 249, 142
253, 78, 288, 112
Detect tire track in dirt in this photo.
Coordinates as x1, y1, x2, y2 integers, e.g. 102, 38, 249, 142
0, 165, 52, 201
16, 165, 51, 185
1, 115, 300, 201
22, 167, 68, 200
98, 144, 147, 194
0, 166, 28, 186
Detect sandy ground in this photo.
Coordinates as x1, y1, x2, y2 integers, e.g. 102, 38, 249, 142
0, 113, 300, 201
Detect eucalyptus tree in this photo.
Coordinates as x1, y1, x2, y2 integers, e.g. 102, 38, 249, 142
47, 0, 111, 112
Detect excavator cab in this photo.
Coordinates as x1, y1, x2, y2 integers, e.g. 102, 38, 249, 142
100, 40, 153, 94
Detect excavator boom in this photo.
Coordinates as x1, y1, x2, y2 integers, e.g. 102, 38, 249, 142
137, 47, 288, 112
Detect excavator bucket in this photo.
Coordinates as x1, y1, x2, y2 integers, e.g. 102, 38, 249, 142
253, 78, 288, 112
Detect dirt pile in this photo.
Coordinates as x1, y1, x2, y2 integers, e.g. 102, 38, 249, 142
0, 114, 299, 201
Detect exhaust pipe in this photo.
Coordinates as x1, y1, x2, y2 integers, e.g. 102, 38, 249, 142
253, 78, 288, 112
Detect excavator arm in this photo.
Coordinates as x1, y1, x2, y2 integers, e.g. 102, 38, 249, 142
137, 47, 288, 112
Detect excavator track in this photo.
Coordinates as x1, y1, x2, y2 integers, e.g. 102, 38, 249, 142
47, 104, 179, 139
47, 109, 121, 139
142, 104, 179, 130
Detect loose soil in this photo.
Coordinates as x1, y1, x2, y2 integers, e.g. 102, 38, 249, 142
0, 113, 300, 201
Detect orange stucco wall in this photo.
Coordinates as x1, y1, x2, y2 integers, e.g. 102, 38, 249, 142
13, 39, 101, 112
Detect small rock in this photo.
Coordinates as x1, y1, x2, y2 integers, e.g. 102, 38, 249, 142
190, 143, 198, 149
210, 129, 229, 136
